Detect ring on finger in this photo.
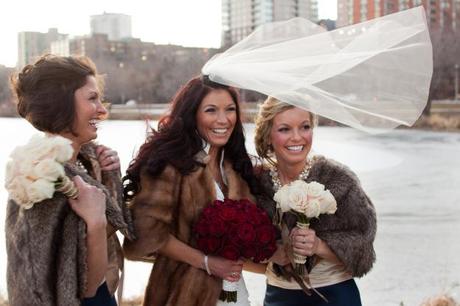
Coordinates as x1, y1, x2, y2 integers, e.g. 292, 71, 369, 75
231, 272, 238, 277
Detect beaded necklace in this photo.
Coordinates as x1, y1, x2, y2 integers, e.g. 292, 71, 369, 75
269, 156, 316, 192
75, 159, 88, 174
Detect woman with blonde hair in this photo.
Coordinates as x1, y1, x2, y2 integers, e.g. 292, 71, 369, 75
254, 97, 376, 306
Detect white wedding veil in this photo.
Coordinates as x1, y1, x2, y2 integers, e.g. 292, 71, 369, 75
202, 6, 433, 133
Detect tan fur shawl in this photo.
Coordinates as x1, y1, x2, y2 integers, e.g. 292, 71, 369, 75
123, 153, 254, 306
5, 142, 134, 306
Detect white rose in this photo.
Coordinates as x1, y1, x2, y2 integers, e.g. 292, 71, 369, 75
274, 180, 309, 213
26, 178, 55, 205
33, 159, 65, 182
304, 199, 321, 218
287, 187, 309, 213
6, 176, 34, 208
319, 190, 337, 214
274, 187, 291, 212
306, 181, 325, 198
17, 134, 73, 163
5, 160, 19, 186
47, 135, 73, 163
25, 134, 56, 160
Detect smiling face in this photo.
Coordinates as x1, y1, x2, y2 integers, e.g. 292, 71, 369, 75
269, 107, 313, 168
196, 89, 237, 149
62, 75, 107, 146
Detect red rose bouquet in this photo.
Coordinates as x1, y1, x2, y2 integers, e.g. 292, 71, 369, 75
194, 198, 277, 302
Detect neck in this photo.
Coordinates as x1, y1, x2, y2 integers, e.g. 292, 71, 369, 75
207, 145, 222, 168
50, 132, 81, 162
70, 142, 81, 162
276, 160, 307, 185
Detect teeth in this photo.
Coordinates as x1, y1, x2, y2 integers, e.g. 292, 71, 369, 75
287, 145, 303, 152
89, 119, 99, 127
212, 128, 228, 134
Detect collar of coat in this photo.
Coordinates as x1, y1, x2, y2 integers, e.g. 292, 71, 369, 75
67, 142, 135, 240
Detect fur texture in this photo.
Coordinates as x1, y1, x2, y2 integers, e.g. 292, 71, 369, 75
5, 142, 134, 306
256, 155, 377, 278
123, 152, 255, 306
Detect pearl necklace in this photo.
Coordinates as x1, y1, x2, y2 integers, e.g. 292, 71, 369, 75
269, 156, 316, 192
75, 159, 88, 173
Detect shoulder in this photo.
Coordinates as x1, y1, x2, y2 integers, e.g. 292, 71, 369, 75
309, 155, 363, 200
311, 155, 360, 184
139, 163, 182, 187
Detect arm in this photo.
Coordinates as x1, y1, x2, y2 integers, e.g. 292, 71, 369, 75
69, 176, 108, 297
160, 234, 243, 282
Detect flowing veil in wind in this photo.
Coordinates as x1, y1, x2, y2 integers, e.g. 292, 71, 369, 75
202, 6, 433, 133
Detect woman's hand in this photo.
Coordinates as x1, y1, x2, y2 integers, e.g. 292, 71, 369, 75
269, 242, 290, 266
208, 256, 244, 282
68, 175, 106, 228
96, 145, 120, 171
290, 227, 320, 257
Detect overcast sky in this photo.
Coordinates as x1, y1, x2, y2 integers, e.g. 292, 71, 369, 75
0, 0, 337, 67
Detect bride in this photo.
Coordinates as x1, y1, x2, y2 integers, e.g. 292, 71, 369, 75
123, 76, 260, 306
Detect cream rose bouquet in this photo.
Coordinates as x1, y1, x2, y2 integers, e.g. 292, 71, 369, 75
274, 180, 337, 273
5, 134, 78, 209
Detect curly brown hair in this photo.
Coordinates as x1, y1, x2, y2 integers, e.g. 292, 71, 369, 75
10, 54, 103, 134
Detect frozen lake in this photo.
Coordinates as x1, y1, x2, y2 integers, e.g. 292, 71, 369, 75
1, 117, 459, 305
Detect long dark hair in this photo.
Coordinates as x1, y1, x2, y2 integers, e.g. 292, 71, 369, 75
123, 75, 260, 201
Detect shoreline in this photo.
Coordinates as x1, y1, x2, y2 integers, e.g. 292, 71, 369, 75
1, 104, 459, 132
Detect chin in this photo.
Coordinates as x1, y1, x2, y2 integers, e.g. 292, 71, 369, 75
209, 138, 230, 148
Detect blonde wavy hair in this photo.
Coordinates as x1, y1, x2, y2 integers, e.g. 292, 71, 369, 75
254, 96, 317, 166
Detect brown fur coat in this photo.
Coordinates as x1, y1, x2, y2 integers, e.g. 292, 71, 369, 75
256, 155, 376, 278
5, 142, 134, 306
123, 152, 254, 306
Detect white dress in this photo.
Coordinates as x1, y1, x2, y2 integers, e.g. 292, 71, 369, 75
214, 180, 250, 306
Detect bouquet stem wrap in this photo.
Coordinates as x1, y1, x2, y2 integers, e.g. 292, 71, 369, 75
220, 280, 238, 303
55, 175, 79, 199
293, 220, 310, 275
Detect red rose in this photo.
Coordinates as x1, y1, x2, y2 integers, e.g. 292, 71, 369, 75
195, 221, 208, 235
237, 223, 256, 244
241, 247, 257, 259
219, 205, 239, 222
197, 237, 222, 254
209, 220, 226, 237
253, 248, 270, 263
256, 225, 276, 244
219, 244, 240, 261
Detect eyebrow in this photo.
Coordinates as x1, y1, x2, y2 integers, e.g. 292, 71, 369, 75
276, 120, 311, 127
203, 102, 236, 108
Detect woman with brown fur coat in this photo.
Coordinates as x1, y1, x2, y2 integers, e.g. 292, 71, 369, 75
123, 76, 261, 306
253, 97, 376, 306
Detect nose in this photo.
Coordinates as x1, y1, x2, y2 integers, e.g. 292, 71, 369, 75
216, 110, 227, 124
96, 100, 108, 116
291, 128, 302, 141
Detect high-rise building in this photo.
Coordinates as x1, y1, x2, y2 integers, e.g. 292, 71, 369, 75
90, 12, 132, 41
337, 0, 460, 30
17, 28, 67, 68
222, 0, 318, 47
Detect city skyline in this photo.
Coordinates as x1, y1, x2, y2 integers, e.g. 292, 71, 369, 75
0, 0, 337, 67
